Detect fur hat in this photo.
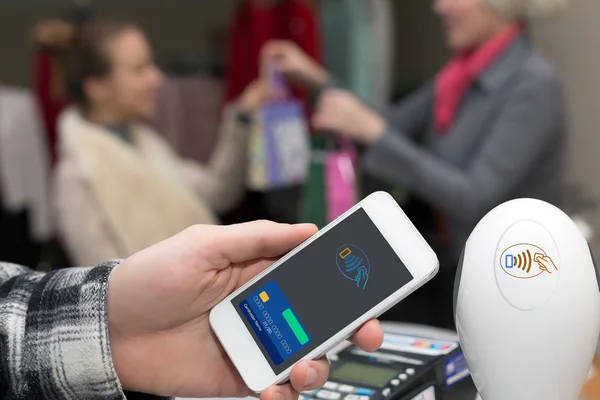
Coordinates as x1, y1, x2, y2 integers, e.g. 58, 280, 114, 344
483, 0, 568, 19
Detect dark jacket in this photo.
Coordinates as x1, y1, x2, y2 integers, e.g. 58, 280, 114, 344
363, 35, 567, 259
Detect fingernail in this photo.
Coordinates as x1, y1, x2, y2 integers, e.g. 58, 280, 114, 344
304, 366, 318, 388
274, 391, 285, 400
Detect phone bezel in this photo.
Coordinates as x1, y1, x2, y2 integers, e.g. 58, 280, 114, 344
209, 191, 439, 392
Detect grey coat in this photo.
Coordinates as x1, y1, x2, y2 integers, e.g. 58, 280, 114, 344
363, 36, 567, 259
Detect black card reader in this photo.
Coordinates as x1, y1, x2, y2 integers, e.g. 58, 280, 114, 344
301, 329, 474, 400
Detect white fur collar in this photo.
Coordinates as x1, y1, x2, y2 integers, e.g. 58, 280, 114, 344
57, 107, 216, 256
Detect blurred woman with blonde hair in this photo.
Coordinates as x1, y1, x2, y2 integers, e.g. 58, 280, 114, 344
264, 0, 569, 327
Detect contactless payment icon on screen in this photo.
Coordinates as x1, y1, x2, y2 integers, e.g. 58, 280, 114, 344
336, 245, 370, 289
239, 281, 311, 365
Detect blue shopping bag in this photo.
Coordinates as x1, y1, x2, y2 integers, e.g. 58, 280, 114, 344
247, 65, 309, 191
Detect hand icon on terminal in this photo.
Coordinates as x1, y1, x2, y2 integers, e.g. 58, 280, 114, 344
355, 266, 369, 289
535, 253, 558, 274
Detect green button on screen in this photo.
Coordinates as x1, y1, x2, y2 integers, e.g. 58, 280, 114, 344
282, 308, 309, 345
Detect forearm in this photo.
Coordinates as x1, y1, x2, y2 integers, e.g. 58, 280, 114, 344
180, 105, 248, 214
315, 78, 432, 139
364, 129, 494, 223
363, 72, 564, 224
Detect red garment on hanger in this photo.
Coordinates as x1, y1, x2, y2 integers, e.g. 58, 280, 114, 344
35, 50, 70, 165
224, 0, 322, 103
434, 24, 522, 134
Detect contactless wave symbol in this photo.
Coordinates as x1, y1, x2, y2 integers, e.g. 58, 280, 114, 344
500, 243, 559, 279
336, 245, 370, 289
505, 249, 534, 273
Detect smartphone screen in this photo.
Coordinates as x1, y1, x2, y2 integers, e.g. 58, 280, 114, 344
233, 208, 414, 374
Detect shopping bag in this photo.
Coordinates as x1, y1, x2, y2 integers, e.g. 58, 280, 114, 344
247, 116, 269, 189
300, 136, 328, 228
246, 66, 310, 191
325, 139, 357, 222
300, 136, 358, 228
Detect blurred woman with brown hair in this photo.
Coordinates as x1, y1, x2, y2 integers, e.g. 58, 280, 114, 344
54, 20, 265, 266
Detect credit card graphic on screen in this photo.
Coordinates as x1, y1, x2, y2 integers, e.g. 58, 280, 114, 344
239, 281, 311, 365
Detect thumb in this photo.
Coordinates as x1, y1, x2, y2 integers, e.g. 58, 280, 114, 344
203, 221, 317, 266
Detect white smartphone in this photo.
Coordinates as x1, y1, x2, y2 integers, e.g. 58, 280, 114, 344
209, 192, 439, 392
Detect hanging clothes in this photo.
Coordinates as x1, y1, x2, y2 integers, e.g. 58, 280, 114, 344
151, 74, 224, 164
35, 50, 69, 165
319, 0, 374, 102
34, 10, 91, 166
348, 0, 374, 103
224, 0, 322, 103
0, 85, 53, 243
319, 0, 351, 85
368, 0, 395, 107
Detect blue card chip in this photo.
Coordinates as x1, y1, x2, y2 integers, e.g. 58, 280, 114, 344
239, 281, 311, 365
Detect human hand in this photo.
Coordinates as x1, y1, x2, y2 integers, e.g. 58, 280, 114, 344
238, 79, 269, 113
313, 90, 386, 144
32, 19, 75, 51
535, 253, 558, 274
262, 40, 328, 88
107, 221, 384, 399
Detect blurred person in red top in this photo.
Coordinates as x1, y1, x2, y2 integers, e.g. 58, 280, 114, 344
264, 0, 569, 328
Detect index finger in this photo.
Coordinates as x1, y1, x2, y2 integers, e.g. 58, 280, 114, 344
348, 319, 384, 353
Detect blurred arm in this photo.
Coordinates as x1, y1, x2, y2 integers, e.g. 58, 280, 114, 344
323, 78, 433, 139
178, 106, 249, 215
363, 73, 565, 223
379, 82, 434, 139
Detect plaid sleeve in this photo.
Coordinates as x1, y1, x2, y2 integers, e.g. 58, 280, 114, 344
0, 261, 168, 400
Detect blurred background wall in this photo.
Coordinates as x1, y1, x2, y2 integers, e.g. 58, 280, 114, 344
0, 0, 237, 86
532, 1, 600, 255
1, 0, 449, 94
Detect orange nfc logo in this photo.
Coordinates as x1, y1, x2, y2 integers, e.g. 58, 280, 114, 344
500, 244, 558, 279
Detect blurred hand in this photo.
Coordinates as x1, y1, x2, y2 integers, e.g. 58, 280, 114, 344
313, 90, 386, 144
238, 79, 269, 113
262, 40, 328, 88
108, 221, 384, 399
33, 19, 75, 50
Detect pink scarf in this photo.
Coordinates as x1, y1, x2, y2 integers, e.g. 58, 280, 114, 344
434, 24, 522, 134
